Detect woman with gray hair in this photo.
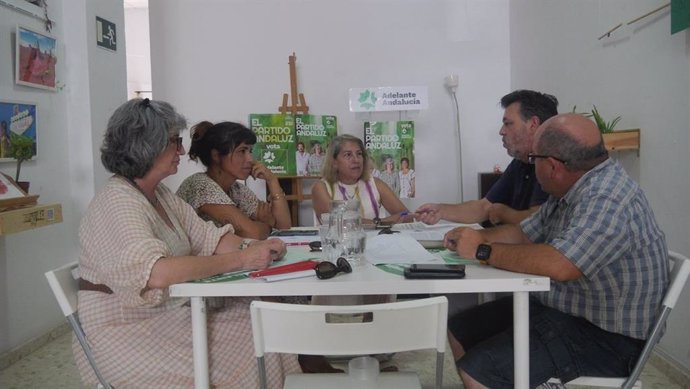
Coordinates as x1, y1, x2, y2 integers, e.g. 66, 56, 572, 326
76, 98, 298, 388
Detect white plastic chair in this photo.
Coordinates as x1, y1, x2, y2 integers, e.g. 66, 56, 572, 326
250, 296, 448, 389
546, 250, 690, 389
44, 261, 112, 389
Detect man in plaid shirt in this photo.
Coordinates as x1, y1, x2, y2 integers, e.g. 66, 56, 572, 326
444, 113, 668, 389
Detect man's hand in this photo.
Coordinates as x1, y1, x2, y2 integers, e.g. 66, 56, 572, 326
487, 203, 510, 225
444, 227, 485, 260
415, 203, 442, 225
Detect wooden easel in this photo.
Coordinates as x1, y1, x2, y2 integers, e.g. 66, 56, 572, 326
276, 53, 315, 226
278, 53, 309, 114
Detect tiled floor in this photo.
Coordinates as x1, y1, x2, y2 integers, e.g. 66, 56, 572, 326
0, 329, 686, 389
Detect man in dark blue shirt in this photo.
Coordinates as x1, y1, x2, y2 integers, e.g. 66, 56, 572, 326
416, 90, 557, 226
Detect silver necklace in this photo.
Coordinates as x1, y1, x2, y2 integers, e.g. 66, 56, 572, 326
125, 176, 159, 208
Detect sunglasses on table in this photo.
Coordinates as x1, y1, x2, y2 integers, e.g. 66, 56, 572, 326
315, 257, 352, 280
309, 241, 322, 252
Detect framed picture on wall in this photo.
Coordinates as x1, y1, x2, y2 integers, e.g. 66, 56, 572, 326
0, 1, 44, 20
15, 25, 57, 91
0, 100, 38, 163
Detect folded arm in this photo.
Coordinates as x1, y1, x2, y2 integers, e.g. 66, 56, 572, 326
199, 203, 272, 239
445, 224, 582, 282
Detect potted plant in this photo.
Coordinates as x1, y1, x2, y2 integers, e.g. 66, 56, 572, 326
572, 104, 621, 133
587, 105, 621, 134
9, 133, 35, 193
572, 105, 639, 151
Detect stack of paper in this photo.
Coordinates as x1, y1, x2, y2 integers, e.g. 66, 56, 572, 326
249, 259, 319, 282
364, 234, 437, 264
393, 222, 481, 241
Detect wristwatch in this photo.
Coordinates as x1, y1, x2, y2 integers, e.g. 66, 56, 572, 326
476, 244, 492, 261
373, 217, 381, 226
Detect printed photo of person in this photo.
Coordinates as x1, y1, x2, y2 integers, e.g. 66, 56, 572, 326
295, 141, 309, 176
378, 154, 399, 195
307, 140, 325, 176
399, 157, 415, 198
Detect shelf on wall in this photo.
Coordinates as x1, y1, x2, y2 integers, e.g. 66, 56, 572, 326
0, 203, 62, 235
602, 129, 640, 152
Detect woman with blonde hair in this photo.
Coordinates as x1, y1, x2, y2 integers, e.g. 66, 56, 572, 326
312, 134, 413, 226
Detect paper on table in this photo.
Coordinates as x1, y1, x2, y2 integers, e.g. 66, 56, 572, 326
395, 222, 482, 241
249, 259, 319, 278
255, 269, 316, 282
391, 221, 427, 230
275, 235, 316, 245
364, 234, 436, 264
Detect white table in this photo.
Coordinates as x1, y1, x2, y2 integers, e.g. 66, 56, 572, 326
170, 260, 550, 389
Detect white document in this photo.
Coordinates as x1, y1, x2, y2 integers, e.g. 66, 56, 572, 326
256, 269, 316, 282
364, 234, 437, 264
394, 222, 481, 241
275, 235, 316, 245
391, 221, 427, 231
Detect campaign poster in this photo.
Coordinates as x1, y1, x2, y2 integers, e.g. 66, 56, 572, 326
363, 121, 415, 198
294, 114, 337, 176
249, 114, 296, 176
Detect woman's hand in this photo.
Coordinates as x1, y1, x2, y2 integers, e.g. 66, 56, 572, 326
255, 201, 276, 226
251, 161, 276, 182
239, 238, 286, 270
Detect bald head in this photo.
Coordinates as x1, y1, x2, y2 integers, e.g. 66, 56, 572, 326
538, 113, 602, 147
535, 113, 608, 172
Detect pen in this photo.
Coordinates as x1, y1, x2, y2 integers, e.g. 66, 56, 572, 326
400, 211, 410, 217
285, 242, 312, 246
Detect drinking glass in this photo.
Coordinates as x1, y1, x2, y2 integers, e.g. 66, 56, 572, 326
341, 210, 366, 264
323, 204, 345, 262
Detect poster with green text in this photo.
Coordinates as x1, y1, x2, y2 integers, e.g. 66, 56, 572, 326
363, 121, 416, 198
249, 114, 296, 176
295, 115, 337, 176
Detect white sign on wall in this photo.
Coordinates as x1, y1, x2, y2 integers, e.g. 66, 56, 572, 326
349, 86, 428, 112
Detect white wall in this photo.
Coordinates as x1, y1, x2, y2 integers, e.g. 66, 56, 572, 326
509, 0, 690, 373
149, 0, 513, 226
0, 0, 126, 354
125, 6, 150, 99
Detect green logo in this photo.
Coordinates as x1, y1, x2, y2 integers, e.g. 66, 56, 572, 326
358, 89, 377, 110
262, 151, 276, 164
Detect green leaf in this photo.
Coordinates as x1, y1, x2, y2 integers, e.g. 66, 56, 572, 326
588, 105, 621, 133
9, 133, 35, 181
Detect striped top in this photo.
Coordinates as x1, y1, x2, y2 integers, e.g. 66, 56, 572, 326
521, 158, 668, 340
